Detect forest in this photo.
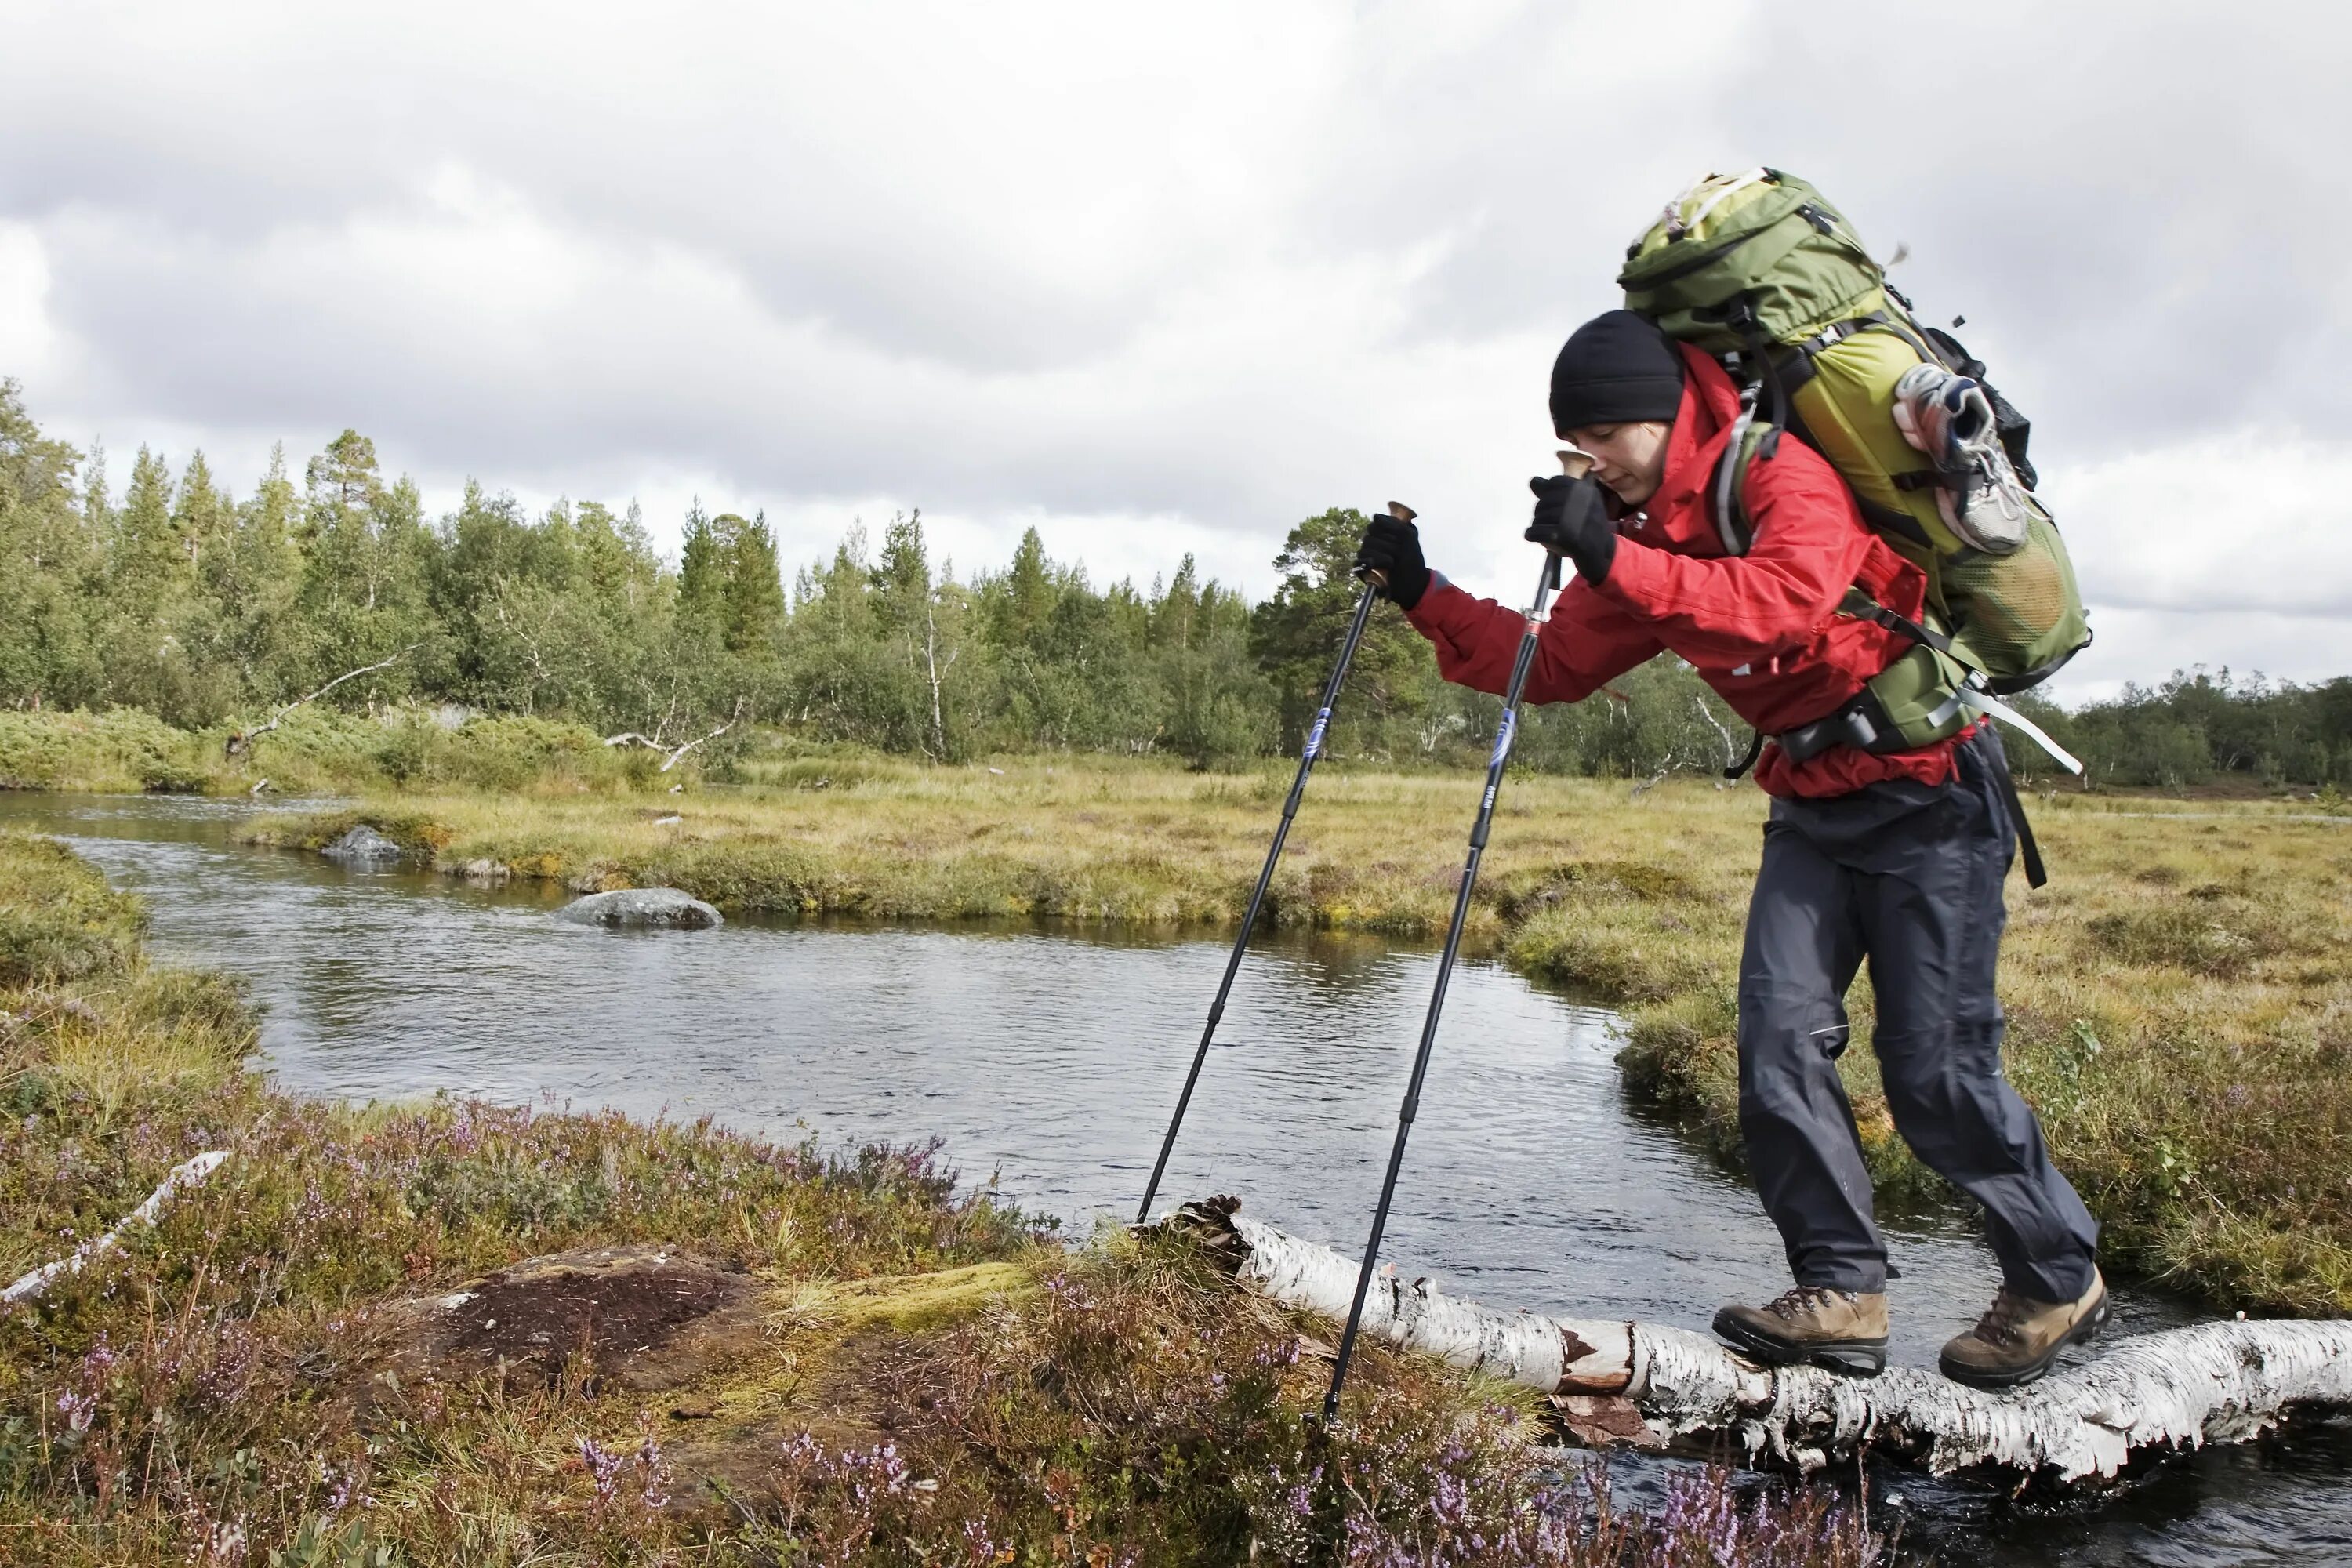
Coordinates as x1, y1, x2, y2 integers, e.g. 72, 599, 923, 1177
2, 379, 2343, 788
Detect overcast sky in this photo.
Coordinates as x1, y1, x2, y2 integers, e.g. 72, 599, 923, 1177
3, 1, 2346, 701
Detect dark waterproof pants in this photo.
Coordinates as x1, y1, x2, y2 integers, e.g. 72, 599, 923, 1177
1737, 730, 2099, 1302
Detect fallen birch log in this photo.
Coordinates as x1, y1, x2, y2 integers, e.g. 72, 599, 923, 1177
4, 1152, 231, 1304
1154, 1196, 2352, 1483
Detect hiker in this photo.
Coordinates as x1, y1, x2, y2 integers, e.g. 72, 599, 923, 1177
1352, 308, 2105, 1388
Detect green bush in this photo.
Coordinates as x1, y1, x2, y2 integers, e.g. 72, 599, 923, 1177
0, 709, 218, 793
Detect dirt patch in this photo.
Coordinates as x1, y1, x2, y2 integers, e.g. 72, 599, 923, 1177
372, 1246, 763, 1395
445, 1258, 739, 1373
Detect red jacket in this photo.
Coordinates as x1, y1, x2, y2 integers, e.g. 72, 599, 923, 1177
1406, 345, 1962, 799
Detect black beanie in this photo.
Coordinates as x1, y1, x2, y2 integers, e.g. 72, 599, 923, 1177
1548, 310, 1685, 434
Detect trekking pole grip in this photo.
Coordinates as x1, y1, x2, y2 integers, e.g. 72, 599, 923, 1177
1352, 500, 1415, 593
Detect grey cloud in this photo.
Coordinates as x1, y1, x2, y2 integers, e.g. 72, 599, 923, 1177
5, 0, 2351, 672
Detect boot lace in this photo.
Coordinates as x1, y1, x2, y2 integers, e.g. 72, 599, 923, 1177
1971, 1288, 2031, 1347
1763, 1286, 1842, 1322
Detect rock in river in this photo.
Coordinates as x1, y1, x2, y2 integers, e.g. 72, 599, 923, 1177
321, 824, 404, 864
556, 887, 724, 930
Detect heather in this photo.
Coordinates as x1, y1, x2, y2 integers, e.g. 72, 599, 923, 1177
0, 830, 1888, 1565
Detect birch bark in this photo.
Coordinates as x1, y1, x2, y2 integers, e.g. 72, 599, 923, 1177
1156, 1196, 2352, 1482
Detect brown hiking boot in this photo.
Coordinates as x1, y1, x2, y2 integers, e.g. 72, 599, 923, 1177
1712, 1286, 1888, 1377
1939, 1268, 2110, 1389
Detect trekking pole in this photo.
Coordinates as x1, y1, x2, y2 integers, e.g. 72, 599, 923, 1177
1319, 454, 1587, 1424
1134, 504, 1413, 1225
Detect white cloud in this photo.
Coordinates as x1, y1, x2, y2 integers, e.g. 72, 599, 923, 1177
0, 223, 60, 386
1, 1, 2347, 684
2039, 436, 2352, 619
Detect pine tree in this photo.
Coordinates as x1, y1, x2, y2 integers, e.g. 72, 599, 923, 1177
677, 499, 725, 630
172, 452, 233, 570
0, 380, 98, 709
720, 510, 784, 655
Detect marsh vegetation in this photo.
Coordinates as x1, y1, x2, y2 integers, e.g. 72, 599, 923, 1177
0, 830, 1906, 1566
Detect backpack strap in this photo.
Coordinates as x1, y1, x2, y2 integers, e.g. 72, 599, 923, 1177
1839, 586, 1954, 655
1973, 727, 2051, 889
1707, 385, 1769, 555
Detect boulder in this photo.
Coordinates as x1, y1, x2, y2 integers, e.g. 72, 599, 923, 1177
556, 887, 724, 930
321, 824, 404, 865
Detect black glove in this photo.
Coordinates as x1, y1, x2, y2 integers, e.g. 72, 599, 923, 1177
1525, 473, 1617, 583
1354, 515, 1430, 610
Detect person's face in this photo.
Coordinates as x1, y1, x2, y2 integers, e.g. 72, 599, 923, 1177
1560, 420, 1672, 508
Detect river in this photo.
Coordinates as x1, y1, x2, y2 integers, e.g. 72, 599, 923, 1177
6, 793, 2347, 1566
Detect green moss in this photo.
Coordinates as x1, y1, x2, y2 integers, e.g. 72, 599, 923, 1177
814, 1259, 1039, 1333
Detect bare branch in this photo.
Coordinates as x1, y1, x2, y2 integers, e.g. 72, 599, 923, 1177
5, 1152, 231, 1302
226, 645, 419, 757
1693, 695, 1740, 771
608, 698, 750, 771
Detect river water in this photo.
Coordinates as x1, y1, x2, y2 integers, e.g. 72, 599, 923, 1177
6, 793, 2347, 1566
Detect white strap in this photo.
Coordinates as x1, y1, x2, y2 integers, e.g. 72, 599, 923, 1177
1685, 167, 1770, 234
1959, 689, 2083, 775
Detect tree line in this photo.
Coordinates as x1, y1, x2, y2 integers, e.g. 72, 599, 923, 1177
1, 379, 2343, 786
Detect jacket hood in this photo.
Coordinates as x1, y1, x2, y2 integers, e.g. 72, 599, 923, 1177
1632, 344, 1746, 557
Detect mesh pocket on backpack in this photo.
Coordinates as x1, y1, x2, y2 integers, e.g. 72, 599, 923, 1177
1940, 503, 2086, 687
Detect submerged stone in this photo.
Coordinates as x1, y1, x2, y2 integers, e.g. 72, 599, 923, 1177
321, 824, 403, 864
557, 887, 724, 929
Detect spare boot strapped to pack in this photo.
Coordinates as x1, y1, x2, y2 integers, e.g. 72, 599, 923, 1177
1618, 169, 2091, 838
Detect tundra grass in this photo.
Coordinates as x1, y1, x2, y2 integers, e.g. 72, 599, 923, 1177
250, 762, 2352, 1317
0, 832, 1884, 1567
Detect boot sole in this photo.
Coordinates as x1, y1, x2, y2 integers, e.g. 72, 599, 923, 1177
1711, 1308, 1887, 1378
1939, 1291, 2113, 1390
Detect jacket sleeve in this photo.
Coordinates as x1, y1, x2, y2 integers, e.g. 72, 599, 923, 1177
1404, 572, 1661, 704
1593, 447, 1873, 664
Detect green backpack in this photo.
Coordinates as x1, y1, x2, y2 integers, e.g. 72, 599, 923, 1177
1617, 169, 2089, 784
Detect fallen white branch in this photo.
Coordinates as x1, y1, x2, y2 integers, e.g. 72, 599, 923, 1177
1153, 1197, 2352, 1482
4, 1152, 231, 1303
227, 648, 419, 757
604, 699, 746, 771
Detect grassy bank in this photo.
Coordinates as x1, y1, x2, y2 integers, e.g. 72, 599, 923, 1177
0, 708, 667, 797
247, 762, 2352, 1319
0, 832, 1883, 1566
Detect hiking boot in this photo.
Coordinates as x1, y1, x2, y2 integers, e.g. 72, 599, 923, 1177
1892, 361, 2031, 554
1712, 1286, 1888, 1377
1939, 1269, 2111, 1389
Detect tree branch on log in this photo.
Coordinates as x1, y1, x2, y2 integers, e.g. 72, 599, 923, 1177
1150, 1196, 2352, 1483
226, 646, 419, 757
604, 698, 747, 771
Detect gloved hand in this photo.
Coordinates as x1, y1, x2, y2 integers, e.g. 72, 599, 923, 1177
1525, 473, 1617, 583
1354, 515, 1430, 610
